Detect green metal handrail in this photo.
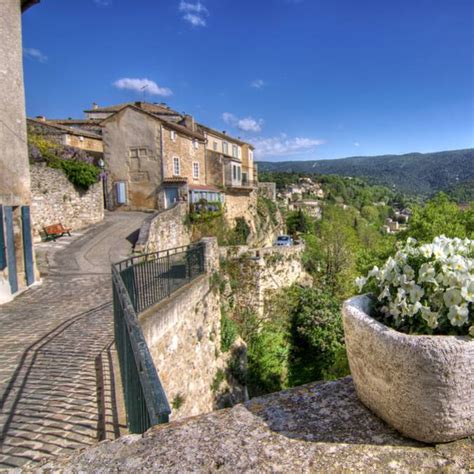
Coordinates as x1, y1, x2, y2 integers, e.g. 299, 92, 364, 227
111, 242, 206, 433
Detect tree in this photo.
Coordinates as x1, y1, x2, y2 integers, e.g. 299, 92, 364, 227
405, 193, 469, 242
288, 286, 348, 386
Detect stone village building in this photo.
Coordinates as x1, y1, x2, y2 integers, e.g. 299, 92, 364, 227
27, 117, 104, 158
46, 101, 259, 214
0, 0, 39, 303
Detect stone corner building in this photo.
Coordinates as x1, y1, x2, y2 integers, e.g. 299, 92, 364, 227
0, 0, 39, 303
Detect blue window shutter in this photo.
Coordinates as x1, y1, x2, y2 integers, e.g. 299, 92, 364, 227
22, 206, 35, 286
4, 206, 18, 294
0, 205, 6, 270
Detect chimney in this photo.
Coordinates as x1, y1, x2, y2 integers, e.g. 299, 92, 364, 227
92, 102, 98, 110
183, 114, 195, 131
36, 115, 46, 121
134, 101, 143, 108
222, 130, 227, 135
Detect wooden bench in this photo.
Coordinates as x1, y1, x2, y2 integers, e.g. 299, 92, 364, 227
43, 223, 72, 241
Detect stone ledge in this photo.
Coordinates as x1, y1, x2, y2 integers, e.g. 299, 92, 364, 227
34, 378, 474, 472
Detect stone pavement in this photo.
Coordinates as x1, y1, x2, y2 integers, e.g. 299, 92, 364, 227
0, 211, 149, 469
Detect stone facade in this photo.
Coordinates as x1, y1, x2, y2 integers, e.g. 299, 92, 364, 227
135, 202, 191, 254
139, 238, 245, 421
29, 164, 104, 241
258, 182, 277, 201
102, 107, 163, 210
102, 105, 208, 211
343, 295, 474, 443
0, 0, 38, 303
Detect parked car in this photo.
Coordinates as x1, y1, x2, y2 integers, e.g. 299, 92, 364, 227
274, 235, 293, 246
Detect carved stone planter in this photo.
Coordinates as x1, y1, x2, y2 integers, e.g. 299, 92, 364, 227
343, 295, 474, 443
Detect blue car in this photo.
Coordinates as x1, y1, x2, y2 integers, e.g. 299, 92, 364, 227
275, 235, 293, 246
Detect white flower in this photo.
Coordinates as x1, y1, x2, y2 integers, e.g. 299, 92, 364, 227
443, 288, 463, 307
408, 284, 424, 304
460, 279, 474, 303
403, 264, 415, 281
418, 263, 437, 285
378, 286, 391, 302
355, 276, 367, 292
420, 306, 439, 329
447, 304, 469, 327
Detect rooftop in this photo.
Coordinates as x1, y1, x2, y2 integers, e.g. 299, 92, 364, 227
37, 377, 474, 472
27, 118, 102, 140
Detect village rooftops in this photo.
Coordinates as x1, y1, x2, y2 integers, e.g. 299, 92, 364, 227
27, 117, 102, 140
84, 101, 183, 120
198, 123, 255, 149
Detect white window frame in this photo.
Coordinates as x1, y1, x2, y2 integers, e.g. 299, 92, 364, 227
193, 139, 199, 150
213, 141, 218, 151
192, 161, 200, 179
232, 144, 238, 158
222, 141, 228, 155
173, 157, 180, 176
170, 130, 176, 141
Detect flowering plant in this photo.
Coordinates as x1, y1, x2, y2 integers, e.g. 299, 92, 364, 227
356, 236, 474, 336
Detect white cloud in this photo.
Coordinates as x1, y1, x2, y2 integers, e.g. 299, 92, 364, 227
179, 1, 209, 26
250, 79, 265, 89
252, 134, 325, 159
113, 78, 173, 97
23, 48, 47, 63
94, 0, 111, 6
222, 112, 263, 133
353, 141, 360, 147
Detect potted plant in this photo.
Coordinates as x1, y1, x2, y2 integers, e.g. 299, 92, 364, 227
343, 236, 473, 443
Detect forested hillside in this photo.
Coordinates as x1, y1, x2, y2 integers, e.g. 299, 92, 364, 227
257, 148, 474, 197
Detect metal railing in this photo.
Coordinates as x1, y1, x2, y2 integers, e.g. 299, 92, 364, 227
112, 242, 206, 433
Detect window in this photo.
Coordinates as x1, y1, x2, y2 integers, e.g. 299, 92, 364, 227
193, 139, 199, 150
213, 141, 218, 151
170, 130, 176, 141
173, 157, 180, 176
139, 148, 147, 156
249, 150, 254, 161
129, 148, 139, 158
222, 141, 228, 155
232, 144, 238, 158
193, 162, 200, 179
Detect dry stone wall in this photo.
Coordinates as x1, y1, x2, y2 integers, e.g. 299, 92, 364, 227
30, 164, 104, 241
134, 202, 191, 254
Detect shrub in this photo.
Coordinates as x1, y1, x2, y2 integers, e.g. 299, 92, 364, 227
220, 309, 238, 352
357, 236, 474, 336
54, 159, 100, 190
211, 368, 225, 393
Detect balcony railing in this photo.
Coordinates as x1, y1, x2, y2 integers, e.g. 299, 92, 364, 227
112, 243, 206, 433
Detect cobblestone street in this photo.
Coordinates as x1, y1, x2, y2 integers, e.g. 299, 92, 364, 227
0, 212, 147, 469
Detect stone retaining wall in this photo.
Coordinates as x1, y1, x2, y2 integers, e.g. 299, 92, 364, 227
221, 244, 311, 316
30, 164, 104, 241
139, 238, 245, 421
134, 202, 191, 254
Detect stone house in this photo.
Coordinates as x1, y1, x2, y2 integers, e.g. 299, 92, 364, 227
0, 0, 39, 303
100, 104, 210, 210
27, 117, 103, 157
199, 125, 257, 190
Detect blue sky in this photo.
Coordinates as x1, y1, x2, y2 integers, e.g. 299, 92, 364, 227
22, 0, 474, 161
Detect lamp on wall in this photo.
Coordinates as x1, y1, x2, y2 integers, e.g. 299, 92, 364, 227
98, 158, 105, 169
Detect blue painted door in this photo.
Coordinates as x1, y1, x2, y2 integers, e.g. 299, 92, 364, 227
165, 188, 179, 209
0, 205, 6, 271
22, 206, 35, 286
4, 206, 18, 294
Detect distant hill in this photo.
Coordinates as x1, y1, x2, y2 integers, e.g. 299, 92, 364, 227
257, 149, 474, 196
